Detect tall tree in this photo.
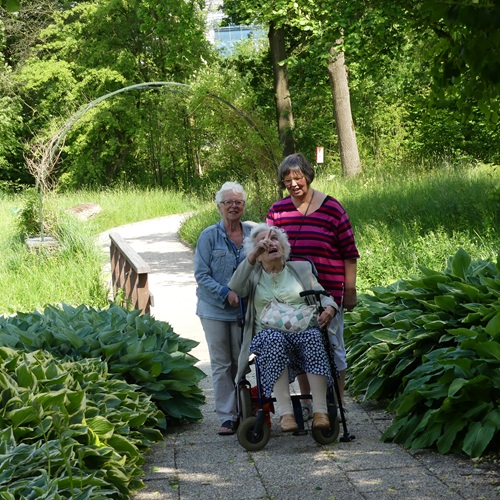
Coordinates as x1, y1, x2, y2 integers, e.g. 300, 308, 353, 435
284, 1, 362, 176
328, 41, 361, 177
268, 21, 295, 157
0, 14, 27, 186
223, 0, 362, 176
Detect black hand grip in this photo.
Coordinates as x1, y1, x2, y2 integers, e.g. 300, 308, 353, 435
299, 290, 330, 298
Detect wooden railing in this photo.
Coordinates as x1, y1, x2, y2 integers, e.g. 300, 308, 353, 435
109, 232, 154, 314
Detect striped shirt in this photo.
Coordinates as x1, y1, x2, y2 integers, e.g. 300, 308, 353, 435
266, 195, 359, 306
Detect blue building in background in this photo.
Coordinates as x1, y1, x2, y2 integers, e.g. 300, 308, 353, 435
213, 25, 266, 55
204, 0, 265, 55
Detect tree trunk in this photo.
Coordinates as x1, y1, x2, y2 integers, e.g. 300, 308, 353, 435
327, 42, 362, 177
268, 22, 295, 157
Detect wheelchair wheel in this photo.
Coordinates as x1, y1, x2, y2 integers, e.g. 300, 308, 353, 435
237, 416, 270, 451
239, 385, 253, 419
311, 416, 340, 445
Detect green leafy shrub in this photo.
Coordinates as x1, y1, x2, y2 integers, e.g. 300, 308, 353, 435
0, 347, 163, 497
0, 304, 206, 424
345, 248, 500, 458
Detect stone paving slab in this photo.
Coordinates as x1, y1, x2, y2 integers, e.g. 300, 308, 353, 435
100, 214, 499, 500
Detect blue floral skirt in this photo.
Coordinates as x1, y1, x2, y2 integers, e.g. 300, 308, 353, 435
249, 327, 333, 397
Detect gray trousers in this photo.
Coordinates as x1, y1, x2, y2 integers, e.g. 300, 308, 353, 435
200, 318, 242, 424
328, 310, 347, 372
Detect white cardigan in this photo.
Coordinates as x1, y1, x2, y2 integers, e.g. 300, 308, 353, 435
228, 258, 337, 383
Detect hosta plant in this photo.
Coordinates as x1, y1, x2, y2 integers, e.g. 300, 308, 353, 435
0, 347, 164, 497
0, 304, 206, 425
345, 248, 500, 458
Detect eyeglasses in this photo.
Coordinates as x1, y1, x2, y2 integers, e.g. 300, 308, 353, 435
220, 200, 246, 207
282, 175, 305, 187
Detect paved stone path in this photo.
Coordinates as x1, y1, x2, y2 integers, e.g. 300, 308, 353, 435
99, 214, 499, 500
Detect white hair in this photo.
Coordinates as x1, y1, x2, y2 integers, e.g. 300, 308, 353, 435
215, 182, 247, 204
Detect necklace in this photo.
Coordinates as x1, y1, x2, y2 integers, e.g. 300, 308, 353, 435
291, 189, 315, 250
302, 189, 315, 217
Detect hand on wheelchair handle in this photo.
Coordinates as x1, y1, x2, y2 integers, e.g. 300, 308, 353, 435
318, 305, 336, 329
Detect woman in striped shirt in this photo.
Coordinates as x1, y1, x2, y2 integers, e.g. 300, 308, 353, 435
266, 153, 359, 413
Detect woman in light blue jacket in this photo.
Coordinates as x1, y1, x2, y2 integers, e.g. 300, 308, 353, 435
194, 182, 254, 435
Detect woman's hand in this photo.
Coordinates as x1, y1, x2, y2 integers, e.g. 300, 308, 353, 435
317, 305, 336, 329
248, 229, 273, 264
227, 290, 240, 307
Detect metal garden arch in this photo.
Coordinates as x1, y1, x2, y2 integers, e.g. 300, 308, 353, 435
33, 81, 278, 239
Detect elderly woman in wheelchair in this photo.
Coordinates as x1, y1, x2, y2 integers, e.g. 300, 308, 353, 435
228, 223, 338, 433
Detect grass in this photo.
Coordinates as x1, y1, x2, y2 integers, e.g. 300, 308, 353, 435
181, 162, 499, 293
0, 164, 498, 315
0, 211, 108, 314
0, 187, 199, 315
321, 163, 500, 290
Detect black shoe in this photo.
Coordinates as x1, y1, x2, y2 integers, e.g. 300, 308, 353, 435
218, 420, 236, 435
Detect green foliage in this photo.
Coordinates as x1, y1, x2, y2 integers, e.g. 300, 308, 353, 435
0, 191, 110, 314
4, 0, 499, 191
0, 303, 206, 424
1, 0, 20, 13
9, 0, 213, 189
0, 188, 199, 315
319, 163, 500, 292
15, 188, 68, 239
0, 21, 26, 189
223, 0, 499, 171
15, 188, 43, 237
0, 347, 163, 496
417, 0, 500, 120
345, 248, 500, 458
186, 61, 281, 193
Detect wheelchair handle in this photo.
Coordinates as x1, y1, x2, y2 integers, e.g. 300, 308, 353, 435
300, 290, 331, 317
299, 290, 330, 298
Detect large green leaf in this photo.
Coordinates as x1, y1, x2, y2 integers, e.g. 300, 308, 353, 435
33, 390, 67, 411
370, 328, 403, 343
450, 247, 471, 278
436, 415, 468, 454
434, 295, 458, 312
485, 312, 500, 338
423, 320, 449, 331
410, 421, 442, 449
451, 282, 482, 300
107, 434, 140, 458
473, 340, 500, 360
364, 376, 386, 400
462, 420, 497, 458
86, 416, 115, 439
6, 406, 39, 426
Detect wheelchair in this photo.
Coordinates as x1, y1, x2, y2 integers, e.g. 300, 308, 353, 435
235, 289, 354, 451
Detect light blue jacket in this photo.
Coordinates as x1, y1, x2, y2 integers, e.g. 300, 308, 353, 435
194, 220, 254, 321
